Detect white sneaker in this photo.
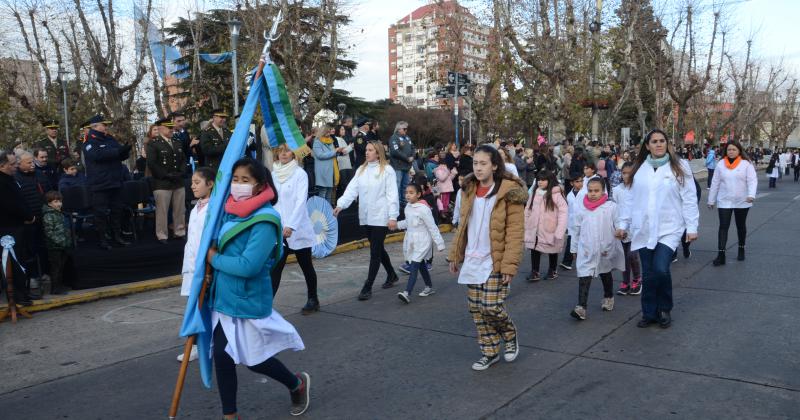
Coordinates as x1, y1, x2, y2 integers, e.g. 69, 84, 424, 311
177, 345, 198, 362
601, 297, 615, 311
397, 291, 411, 304
418, 287, 436, 297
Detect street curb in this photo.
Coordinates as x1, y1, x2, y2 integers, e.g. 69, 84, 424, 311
1, 224, 455, 316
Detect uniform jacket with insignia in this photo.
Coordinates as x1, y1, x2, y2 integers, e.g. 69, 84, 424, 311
83, 129, 130, 192
146, 135, 187, 190
200, 124, 231, 170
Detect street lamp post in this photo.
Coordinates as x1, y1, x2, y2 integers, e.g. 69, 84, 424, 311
57, 67, 70, 150
228, 17, 242, 115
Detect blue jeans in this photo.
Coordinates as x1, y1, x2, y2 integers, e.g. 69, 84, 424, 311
706, 168, 714, 188
406, 261, 432, 293
638, 243, 674, 320
396, 169, 410, 208
317, 186, 334, 207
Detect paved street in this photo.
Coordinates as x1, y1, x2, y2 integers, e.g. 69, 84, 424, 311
1, 175, 798, 419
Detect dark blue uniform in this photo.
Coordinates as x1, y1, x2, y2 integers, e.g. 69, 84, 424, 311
83, 129, 131, 247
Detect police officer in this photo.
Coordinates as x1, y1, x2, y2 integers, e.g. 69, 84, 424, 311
353, 117, 370, 168
83, 114, 131, 250
146, 117, 186, 244
35, 119, 71, 169
199, 109, 231, 170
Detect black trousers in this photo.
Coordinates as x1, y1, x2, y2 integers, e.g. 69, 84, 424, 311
718, 208, 749, 250
531, 249, 558, 274
578, 273, 614, 307
92, 188, 123, 240
213, 324, 299, 415
364, 226, 395, 290
562, 235, 573, 265
270, 241, 318, 299
794, 166, 799, 182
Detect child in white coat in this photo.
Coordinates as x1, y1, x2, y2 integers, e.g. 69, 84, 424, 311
612, 162, 642, 296
396, 183, 446, 303
570, 178, 625, 320
177, 166, 215, 362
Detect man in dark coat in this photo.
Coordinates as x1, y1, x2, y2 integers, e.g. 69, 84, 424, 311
172, 112, 201, 174
14, 151, 48, 299
146, 117, 187, 244
353, 117, 370, 168
83, 114, 131, 250
199, 109, 231, 170
1, 150, 36, 305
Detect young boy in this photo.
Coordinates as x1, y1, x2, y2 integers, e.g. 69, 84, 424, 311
560, 175, 584, 270
58, 158, 86, 191
42, 190, 72, 295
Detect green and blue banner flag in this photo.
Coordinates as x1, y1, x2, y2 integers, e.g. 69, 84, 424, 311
179, 64, 307, 388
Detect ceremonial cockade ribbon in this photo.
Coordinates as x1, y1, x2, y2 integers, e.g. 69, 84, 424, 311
1, 235, 26, 278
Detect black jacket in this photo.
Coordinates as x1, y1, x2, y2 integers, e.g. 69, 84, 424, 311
83, 129, 131, 192
146, 136, 186, 190
14, 170, 46, 219
0, 172, 33, 232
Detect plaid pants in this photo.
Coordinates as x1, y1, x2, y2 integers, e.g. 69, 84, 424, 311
467, 274, 517, 357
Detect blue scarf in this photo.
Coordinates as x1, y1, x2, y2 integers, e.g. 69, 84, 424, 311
646, 154, 670, 168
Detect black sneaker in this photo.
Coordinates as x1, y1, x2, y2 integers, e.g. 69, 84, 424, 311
617, 283, 630, 296
504, 332, 519, 362
471, 354, 500, 371
658, 311, 672, 329
290, 372, 311, 416
526, 271, 541, 282
301, 298, 319, 315
382, 272, 399, 289
559, 262, 572, 270
357, 290, 372, 301
546, 270, 559, 280
637, 318, 658, 328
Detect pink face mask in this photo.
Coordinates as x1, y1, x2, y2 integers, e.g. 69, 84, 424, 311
230, 183, 254, 201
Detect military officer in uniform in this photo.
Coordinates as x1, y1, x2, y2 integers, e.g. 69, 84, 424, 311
146, 117, 187, 244
199, 108, 231, 170
35, 120, 71, 168
83, 114, 131, 250
353, 117, 370, 168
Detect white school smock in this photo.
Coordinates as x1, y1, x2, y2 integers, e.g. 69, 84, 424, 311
565, 188, 580, 237
398, 202, 445, 262
272, 166, 315, 250
452, 190, 464, 226
337, 162, 399, 226
708, 159, 757, 209
571, 201, 625, 278
458, 189, 497, 285
611, 184, 632, 244
181, 201, 209, 296
617, 159, 699, 252
212, 309, 304, 367
504, 162, 519, 178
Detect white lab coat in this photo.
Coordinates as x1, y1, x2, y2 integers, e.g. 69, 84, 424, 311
505, 162, 519, 177
611, 184, 632, 243
335, 136, 353, 171
181, 201, 209, 296
397, 202, 445, 262
708, 160, 757, 209
617, 159, 699, 252
337, 161, 400, 226
565, 188, 581, 237
571, 200, 625, 278
272, 166, 315, 250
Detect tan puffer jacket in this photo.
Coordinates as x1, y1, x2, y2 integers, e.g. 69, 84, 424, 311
448, 174, 528, 276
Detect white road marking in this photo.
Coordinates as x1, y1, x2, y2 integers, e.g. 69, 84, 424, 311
101, 297, 181, 324
755, 192, 771, 199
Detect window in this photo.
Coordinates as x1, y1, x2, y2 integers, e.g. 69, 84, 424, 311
406, 86, 413, 94
416, 85, 425, 93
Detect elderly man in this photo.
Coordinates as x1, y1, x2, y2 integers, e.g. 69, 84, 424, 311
14, 151, 49, 299
388, 121, 414, 208
147, 117, 187, 244
83, 114, 132, 250
199, 109, 231, 170
0, 150, 36, 305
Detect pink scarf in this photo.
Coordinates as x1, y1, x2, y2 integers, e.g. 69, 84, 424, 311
583, 193, 608, 211
224, 186, 275, 218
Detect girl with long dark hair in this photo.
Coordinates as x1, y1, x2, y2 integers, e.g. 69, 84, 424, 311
523, 170, 568, 281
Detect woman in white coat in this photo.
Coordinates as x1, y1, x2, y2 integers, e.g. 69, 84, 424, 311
616, 129, 699, 329
271, 144, 320, 314
707, 141, 757, 266
334, 141, 400, 301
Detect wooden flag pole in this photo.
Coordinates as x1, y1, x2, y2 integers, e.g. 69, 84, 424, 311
168, 263, 212, 419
